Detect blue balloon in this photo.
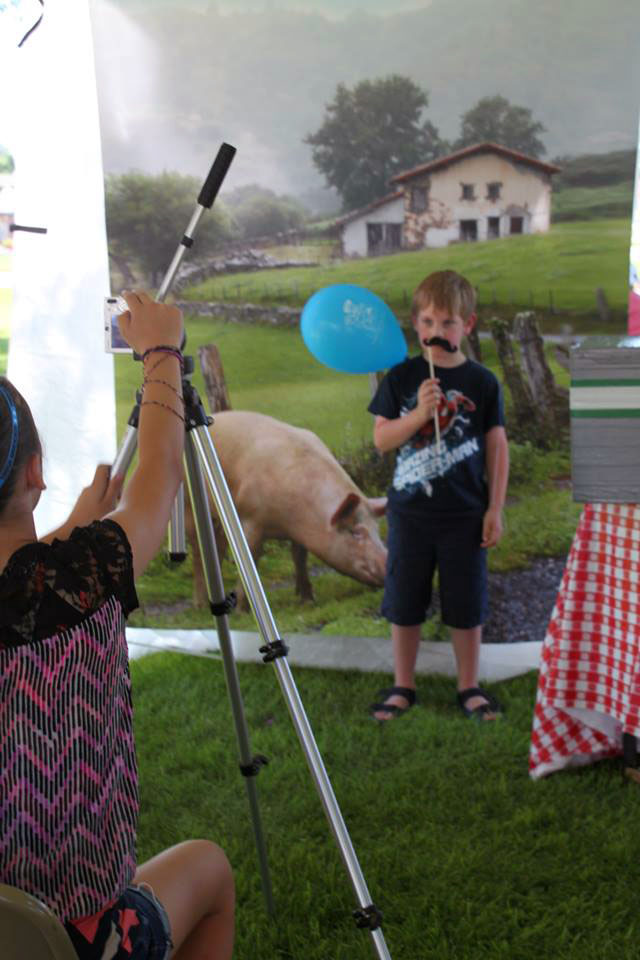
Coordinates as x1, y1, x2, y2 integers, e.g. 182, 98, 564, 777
300, 283, 408, 374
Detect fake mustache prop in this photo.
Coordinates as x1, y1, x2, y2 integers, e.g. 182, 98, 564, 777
422, 336, 458, 353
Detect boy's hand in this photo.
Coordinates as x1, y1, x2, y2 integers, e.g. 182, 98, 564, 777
416, 378, 441, 421
481, 505, 503, 548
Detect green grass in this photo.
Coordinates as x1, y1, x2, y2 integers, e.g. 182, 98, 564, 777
132, 654, 640, 960
121, 323, 578, 632
552, 181, 634, 222
2, 242, 583, 633
184, 219, 632, 323
114, 314, 376, 452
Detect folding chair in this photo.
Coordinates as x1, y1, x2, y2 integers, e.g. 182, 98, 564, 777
0, 884, 78, 959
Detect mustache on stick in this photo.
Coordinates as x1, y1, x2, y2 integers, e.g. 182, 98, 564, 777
422, 336, 458, 354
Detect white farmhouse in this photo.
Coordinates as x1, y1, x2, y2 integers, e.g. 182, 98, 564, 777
337, 142, 560, 258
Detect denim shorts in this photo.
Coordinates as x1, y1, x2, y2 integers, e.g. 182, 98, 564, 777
381, 510, 488, 629
64, 884, 173, 960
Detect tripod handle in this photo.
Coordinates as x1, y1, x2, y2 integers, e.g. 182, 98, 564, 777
198, 143, 237, 209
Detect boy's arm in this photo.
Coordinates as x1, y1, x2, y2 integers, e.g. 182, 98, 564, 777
482, 425, 509, 548
373, 378, 440, 452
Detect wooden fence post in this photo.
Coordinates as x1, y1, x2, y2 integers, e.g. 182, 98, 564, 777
198, 343, 232, 413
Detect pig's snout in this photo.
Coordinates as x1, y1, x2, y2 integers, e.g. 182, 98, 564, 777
348, 524, 387, 586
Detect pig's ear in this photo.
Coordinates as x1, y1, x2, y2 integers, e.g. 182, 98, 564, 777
330, 492, 360, 527
367, 497, 387, 517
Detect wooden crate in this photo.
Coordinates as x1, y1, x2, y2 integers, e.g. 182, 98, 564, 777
570, 335, 640, 503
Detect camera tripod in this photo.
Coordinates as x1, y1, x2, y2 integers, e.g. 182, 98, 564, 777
112, 144, 392, 960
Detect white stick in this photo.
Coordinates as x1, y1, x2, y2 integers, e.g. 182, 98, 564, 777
426, 346, 441, 457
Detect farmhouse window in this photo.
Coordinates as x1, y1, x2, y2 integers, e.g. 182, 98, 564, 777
488, 216, 500, 238
510, 216, 524, 235
367, 222, 402, 255
461, 183, 475, 200
410, 187, 428, 213
486, 182, 502, 201
460, 219, 478, 242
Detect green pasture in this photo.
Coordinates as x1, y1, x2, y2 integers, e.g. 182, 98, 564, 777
132, 654, 640, 960
118, 316, 580, 633
0, 289, 581, 633
185, 218, 631, 325
1, 236, 584, 633
552, 181, 634, 223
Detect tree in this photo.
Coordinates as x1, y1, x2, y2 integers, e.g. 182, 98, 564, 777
225, 185, 309, 240
105, 171, 233, 286
305, 75, 445, 211
456, 95, 546, 158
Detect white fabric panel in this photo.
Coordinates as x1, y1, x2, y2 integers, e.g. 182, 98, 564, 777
5, 0, 116, 536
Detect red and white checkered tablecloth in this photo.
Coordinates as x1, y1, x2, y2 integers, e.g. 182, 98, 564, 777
529, 502, 640, 779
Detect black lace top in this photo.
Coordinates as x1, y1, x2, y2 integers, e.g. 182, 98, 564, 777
0, 519, 138, 649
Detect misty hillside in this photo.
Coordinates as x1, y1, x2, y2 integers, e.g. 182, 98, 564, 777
93, 0, 640, 203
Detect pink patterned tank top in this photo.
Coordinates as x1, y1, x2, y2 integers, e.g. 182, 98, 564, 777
0, 520, 139, 921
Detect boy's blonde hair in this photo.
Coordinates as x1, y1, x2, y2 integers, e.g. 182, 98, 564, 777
411, 270, 476, 322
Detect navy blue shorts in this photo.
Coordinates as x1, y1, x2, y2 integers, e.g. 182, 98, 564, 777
65, 884, 173, 960
381, 511, 488, 629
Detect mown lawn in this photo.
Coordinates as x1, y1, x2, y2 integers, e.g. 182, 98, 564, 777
185, 218, 632, 323
132, 653, 640, 960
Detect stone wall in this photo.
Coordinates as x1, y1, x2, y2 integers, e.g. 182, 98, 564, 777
176, 299, 301, 328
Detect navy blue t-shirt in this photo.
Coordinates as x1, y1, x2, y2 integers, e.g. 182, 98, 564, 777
369, 355, 505, 520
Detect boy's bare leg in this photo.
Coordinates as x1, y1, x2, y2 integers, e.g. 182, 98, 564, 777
450, 625, 491, 711
373, 623, 421, 721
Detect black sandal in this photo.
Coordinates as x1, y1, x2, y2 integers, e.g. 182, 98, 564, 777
369, 686, 417, 721
456, 686, 502, 721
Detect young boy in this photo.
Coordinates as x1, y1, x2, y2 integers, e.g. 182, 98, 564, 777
368, 270, 509, 721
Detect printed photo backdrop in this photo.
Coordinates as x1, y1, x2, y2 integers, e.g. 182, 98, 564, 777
629, 116, 640, 336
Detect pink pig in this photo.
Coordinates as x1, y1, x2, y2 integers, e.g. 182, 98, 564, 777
186, 410, 387, 607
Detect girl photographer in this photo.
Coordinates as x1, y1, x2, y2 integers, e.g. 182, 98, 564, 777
0, 292, 234, 960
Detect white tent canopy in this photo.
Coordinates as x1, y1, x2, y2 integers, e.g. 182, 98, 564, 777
3, 0, 116, 535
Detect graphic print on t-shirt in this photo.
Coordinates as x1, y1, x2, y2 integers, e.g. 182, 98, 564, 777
393, 388, 478, 497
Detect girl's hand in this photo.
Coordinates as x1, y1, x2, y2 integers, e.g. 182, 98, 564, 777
72, 465, 124, 524
118, 291, 184, 355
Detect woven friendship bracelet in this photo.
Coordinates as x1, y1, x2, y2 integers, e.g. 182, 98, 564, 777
141, 345, 184, 369
140, 400, 186, 423
144, 354, 176, 376
142, 377, 185, 403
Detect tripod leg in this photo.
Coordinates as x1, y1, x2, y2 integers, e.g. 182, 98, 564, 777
191, 425, 392, 960
183, 433, 275, 916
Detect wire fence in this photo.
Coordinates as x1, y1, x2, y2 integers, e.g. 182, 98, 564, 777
198, 274, 616, 320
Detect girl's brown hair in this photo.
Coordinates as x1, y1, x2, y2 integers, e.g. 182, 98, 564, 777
0, 377, 41, 516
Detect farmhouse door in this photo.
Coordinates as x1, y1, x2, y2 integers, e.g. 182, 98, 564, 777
460, 219, 478, 242
367, 222, 383, 254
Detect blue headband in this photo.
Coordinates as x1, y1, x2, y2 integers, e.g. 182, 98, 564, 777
0, 386, 20, 490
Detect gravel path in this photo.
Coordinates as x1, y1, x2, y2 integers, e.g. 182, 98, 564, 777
484, 556, 567, 643
430, 556, 567, 643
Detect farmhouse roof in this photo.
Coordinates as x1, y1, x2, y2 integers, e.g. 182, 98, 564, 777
389, 142, 561, 184
334, 189, 404, 227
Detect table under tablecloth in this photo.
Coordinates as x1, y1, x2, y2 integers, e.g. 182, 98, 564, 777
529, 502, 640, 779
